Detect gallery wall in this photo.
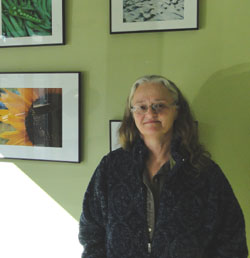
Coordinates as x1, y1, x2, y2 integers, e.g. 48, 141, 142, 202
0, 0, 249, 250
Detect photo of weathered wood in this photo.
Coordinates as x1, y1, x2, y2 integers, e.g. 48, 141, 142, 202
123, 0, 184, 23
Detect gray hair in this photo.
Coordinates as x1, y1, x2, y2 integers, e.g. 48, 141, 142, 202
128, 75, 179, 108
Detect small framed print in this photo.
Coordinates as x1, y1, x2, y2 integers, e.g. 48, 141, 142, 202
109, 120, 122, 152
110, 0, 198, 34
0, 0, 64, 47
0, 72, 80, 162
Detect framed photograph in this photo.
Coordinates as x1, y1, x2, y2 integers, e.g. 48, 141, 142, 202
0, 72, 80, 162
109, 120, 121, 152
0, 0, 64, 47
110, 0, 198, 34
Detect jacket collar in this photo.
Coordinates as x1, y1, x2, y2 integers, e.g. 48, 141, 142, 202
130, 137, 185, 170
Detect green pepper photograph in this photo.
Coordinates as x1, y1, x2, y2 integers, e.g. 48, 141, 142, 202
0, 0, 64, 47
1, 0, 52, 37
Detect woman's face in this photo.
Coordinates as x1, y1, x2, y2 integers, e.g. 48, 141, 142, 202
131, 82, 178, 141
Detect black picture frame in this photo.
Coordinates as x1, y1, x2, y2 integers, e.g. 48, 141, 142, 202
0, 72, 80, 162
109, 120, 121, 152
0, 0, 65, 47
110, 0, 198, 34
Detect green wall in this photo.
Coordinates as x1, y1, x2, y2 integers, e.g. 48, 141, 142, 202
0, 0, 249, 248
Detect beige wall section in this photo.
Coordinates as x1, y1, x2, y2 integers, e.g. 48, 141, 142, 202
0, 0, 249, 248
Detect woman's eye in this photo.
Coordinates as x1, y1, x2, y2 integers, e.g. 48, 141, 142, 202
155, 103, 165, 109
140, 105, 147, 110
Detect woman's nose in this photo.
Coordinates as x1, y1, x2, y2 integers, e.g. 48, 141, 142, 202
145, 105, 157, 116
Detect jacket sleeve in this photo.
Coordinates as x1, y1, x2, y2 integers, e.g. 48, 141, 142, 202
79, 156, 108, 258
209, 166, 248, 258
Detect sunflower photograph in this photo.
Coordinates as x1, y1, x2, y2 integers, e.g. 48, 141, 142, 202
0, 88, 62, 147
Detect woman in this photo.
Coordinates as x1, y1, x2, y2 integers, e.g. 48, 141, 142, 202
79, 75, 248, 258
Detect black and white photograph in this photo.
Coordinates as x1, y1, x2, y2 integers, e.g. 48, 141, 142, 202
109, 120, 121, 152
123, 0, 185, 23
110, 0, 198, 33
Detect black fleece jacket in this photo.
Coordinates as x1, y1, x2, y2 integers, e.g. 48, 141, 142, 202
79, 140, 248, 258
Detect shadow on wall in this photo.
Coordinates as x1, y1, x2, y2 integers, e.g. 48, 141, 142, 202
192, 63, 250, 171
192, 64, 250, 240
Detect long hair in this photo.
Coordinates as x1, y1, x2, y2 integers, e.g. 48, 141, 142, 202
119, 75, 210, 171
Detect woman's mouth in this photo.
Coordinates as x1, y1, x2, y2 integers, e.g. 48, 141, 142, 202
144, 120, 160, 125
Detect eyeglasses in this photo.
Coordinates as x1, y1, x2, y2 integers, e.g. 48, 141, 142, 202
130, 102, 176, 115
